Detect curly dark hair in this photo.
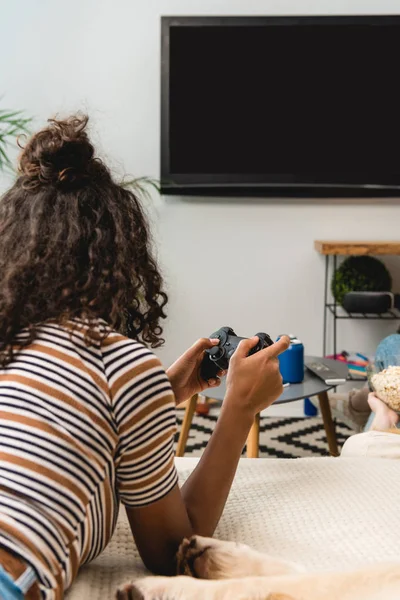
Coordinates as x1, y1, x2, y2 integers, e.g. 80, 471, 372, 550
0, 114, 168, 365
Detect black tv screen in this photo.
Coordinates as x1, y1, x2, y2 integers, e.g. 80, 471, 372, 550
161, 16, 400, 197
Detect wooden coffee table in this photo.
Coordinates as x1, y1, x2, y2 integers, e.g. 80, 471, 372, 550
176, 356, 348, 458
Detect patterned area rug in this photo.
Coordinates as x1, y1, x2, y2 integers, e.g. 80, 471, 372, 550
175, 409, 356, 458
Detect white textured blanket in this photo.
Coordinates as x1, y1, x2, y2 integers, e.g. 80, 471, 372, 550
66, 457, 400, 600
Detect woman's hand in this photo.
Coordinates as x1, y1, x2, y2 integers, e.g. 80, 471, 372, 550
223, 335, 290, 418
167, 338, 226, 405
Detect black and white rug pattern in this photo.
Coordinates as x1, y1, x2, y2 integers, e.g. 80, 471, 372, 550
175, 409, 355, 458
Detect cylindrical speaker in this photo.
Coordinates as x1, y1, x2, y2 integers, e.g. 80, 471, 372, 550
342, 291, 394, 314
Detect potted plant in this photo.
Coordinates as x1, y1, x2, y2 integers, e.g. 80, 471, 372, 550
331, 256, 392, 306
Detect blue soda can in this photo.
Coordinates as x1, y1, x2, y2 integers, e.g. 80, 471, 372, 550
277, 335, 304, 384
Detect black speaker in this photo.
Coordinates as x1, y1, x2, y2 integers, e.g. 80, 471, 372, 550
342, 291, 399, 314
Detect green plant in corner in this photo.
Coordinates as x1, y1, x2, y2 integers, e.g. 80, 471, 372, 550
331, 256, 392, 306
0, 106, 31, 173
121, 175, 161, 198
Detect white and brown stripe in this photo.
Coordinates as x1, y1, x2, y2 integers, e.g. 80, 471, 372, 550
0, 320, 178, 599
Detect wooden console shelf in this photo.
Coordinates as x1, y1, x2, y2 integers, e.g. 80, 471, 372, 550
314, 240, 400, 256
315, 240, 400, 369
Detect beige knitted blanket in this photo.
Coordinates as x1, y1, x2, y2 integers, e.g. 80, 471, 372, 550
67, 457, 400, 600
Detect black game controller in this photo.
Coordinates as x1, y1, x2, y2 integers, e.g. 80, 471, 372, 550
200, 326, 274, 382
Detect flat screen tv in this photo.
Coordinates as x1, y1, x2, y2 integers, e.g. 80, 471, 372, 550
161, 15, 400, 197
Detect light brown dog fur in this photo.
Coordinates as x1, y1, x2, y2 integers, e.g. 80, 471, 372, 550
117, 535, 400, 600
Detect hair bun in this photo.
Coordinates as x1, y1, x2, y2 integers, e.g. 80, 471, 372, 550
19, 115, 94, 189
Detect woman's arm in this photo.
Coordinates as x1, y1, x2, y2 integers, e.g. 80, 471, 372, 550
126, 336, 288, 575
126, 405, 253, 574
182, 335, 287, 534
180, 399, 254, 535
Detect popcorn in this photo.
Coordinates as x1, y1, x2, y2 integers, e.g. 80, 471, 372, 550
371, 366, 400, 411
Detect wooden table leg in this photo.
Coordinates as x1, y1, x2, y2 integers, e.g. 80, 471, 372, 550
246, 413, 260, 458
176, 394, 198, 457
318, 391, 339, 457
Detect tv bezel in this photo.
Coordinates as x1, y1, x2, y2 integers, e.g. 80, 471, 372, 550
161, 15, 400, 198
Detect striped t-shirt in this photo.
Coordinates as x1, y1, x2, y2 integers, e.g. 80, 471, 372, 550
0, 320, 178, 599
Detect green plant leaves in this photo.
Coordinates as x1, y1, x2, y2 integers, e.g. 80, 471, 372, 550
0, 107, 31, 173
121, 176, 160, 196
331, 256, 393, 306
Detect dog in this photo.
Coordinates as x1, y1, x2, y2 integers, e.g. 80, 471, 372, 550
116, 535, 400, 600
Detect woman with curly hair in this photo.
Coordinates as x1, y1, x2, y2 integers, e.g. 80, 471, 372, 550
0, 115, 288, 599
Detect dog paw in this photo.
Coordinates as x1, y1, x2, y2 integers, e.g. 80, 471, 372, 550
177, 536, 304, 581
177, 536, 213, 578
116, 582, 145, 600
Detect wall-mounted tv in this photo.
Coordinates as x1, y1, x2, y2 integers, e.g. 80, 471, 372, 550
161, 15, 400, 198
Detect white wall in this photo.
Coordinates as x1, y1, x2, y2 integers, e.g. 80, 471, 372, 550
1, 0, 400, 373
